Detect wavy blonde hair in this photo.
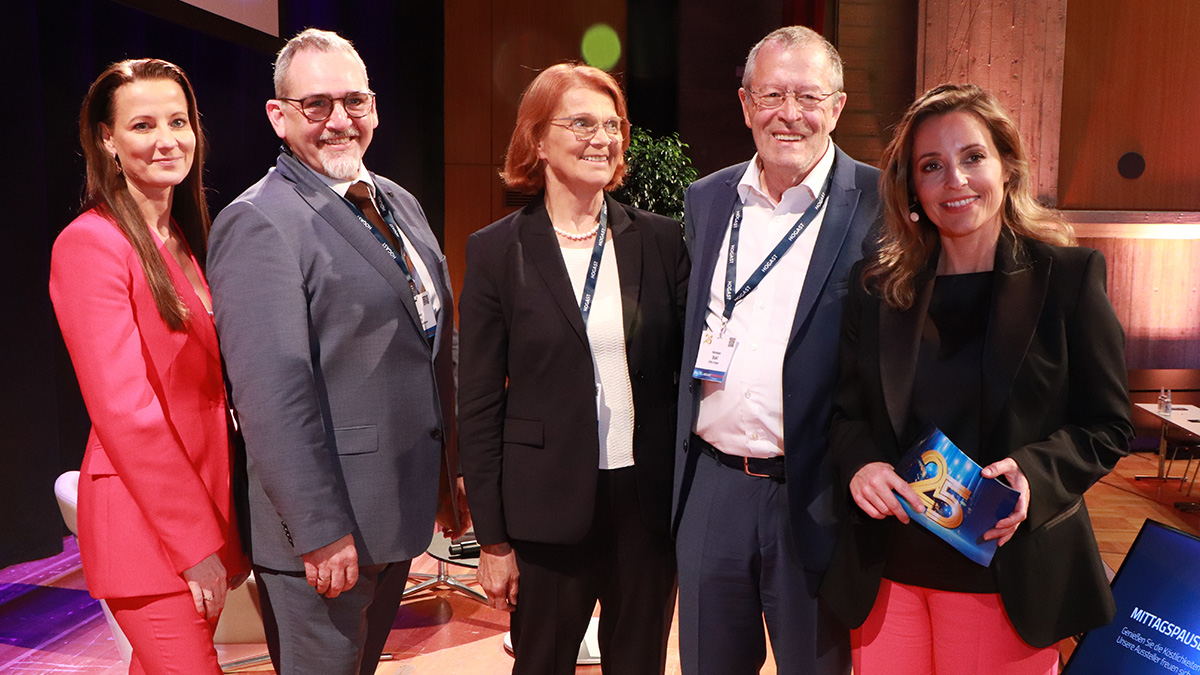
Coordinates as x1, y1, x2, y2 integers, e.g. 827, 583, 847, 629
866, 83, 1074, 309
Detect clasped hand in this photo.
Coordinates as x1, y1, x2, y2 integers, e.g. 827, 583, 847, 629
850, 458, 1030, 547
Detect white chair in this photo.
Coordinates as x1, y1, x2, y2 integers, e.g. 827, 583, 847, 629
53, 470, 269, 671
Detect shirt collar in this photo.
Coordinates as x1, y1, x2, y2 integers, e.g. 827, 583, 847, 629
737, 140, 836, 210
319, 164, 375, 200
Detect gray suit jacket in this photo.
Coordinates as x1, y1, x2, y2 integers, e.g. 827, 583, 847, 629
672, 145, 881, 575
208, 150, 456, 571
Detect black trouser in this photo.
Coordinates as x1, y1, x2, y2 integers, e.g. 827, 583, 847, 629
510, 466, 678, 675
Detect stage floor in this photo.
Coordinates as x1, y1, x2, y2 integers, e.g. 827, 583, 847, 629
2, 451, 1197, 674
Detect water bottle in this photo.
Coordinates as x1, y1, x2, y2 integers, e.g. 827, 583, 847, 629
1159, 388, 1168, 414
1165, 389, 1173, 415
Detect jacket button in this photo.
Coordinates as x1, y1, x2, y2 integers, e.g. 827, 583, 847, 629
430, 428, 442, 440
683, 439, 689, 451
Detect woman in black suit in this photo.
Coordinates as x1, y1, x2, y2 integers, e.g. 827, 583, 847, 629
820, 84, 1132, 674
457, 63, 688, 675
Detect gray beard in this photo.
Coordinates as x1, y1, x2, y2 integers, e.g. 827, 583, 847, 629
321, 151, 362, 182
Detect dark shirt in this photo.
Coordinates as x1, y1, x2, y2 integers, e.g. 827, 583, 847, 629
884, 271, 997, 593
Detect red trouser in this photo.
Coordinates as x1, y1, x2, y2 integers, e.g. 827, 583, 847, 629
106, 590, 221, 675
852, 579, 1058, 675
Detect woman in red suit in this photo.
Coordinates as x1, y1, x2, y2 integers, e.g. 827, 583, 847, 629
49, 59, 246, 675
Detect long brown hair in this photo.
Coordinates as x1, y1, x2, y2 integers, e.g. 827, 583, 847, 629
866, 83, 1074, 309
501, 63, 631, 194
79, 58, 211, 331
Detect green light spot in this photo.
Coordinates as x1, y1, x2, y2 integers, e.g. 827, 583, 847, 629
581, 24, 621, 71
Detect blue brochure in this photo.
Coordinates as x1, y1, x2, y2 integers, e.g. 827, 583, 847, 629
896, 427, 1020, 567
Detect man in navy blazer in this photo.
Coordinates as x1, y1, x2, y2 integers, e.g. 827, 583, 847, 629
672, 26, 880, 675
207, 29, 462, 675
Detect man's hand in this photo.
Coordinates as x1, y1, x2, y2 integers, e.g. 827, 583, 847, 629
478, 543, 519, 612
302, 533, 359, 598
437, 475, 472, 540
182, 552, 228, 624
849, 461, 925, 524
981, 458, 1030, 547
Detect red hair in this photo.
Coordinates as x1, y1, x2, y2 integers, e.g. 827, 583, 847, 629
501, 63, 630, 194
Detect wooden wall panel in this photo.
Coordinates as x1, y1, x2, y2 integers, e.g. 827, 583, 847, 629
444, 0, 627, 302
443, 165, 499, 311
1059, 0, 1200, 210
490, 1, 627, 165
445, 0, 492, 165
1078, 235, 1200, 369
917, 0, 1066, 203
834, 0, 917, 167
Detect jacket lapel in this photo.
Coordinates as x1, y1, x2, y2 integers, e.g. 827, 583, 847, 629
608, 196, 642, 341
981, 234, 1050, 441
520, 197, 590, 345
879, 271, 934, 443
276, 153, 426, 343
789, 147, 861, 345
159, 237, 221, 362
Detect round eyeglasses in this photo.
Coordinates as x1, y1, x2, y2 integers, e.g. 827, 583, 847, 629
278, 91, 376, 122
747, 88, 840, 111
549, 115, 626, 141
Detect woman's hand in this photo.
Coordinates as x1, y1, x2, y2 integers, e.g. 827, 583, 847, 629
478, 543, 519, 612
182, 552, 228, 624
981, 458, 1030, 547
849, 462, 925, 524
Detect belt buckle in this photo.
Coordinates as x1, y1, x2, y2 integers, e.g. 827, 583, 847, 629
743, 457, 771, 479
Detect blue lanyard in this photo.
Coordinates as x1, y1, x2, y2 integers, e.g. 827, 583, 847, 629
344, 193, 436, 341
577, 201, 609, 328
722, 159, 836, 323
345, 193, 425, 295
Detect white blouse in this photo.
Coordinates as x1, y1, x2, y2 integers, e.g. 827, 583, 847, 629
559, 241, 635, 469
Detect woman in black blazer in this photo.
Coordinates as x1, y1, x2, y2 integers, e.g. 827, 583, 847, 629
457, 63, 688, 675
820, 84, 1132, 674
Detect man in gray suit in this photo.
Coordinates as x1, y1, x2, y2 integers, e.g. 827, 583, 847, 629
672, 26, 879, 675
208, 28, 463, 675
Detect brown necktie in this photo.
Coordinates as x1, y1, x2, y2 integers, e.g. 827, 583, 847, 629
345, 181, 424, 292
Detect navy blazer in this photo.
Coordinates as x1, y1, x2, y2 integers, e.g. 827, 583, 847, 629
458, 194, 688, 547
672, 145, 882, 576
820, 233, 1133, 647
208, 150, 458, 571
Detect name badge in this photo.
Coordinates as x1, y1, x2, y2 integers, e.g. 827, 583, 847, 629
693, 328, 738, 383
417, 291, 437, 339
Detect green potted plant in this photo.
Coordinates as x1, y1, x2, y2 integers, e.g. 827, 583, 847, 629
615, 126, 698, 223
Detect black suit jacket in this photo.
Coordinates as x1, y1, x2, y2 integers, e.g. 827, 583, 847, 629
820, 232, 1133, 648
458, 194, 689, 546
672, 145, 881, 574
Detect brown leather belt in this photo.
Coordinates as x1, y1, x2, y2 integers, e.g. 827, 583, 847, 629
691, 434, 785, 483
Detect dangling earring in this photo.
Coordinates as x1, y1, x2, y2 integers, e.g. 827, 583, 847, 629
113, 153, 122, 174
908, 204, 920, 223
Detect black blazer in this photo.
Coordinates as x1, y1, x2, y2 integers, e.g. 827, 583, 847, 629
458, 194, 689, 547
820, 232, 1133, 648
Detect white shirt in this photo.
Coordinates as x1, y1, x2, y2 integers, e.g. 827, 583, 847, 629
321, 165, 442, 316
693, 142, 836, 458
560, 241, 635, 470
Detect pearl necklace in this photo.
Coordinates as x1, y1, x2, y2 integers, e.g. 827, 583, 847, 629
552, 222, 600, 241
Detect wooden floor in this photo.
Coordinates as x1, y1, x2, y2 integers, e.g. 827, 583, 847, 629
2, 450, 1197, 674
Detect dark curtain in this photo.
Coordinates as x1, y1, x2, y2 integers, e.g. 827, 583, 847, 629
0, 0, 444, 569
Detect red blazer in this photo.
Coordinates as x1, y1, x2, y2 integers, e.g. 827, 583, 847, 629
50, 209, 246, 599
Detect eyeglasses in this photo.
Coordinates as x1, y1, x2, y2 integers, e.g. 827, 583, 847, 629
278, 91, 376, 122
549, 115, 626, 141
747, 88, 840, 111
